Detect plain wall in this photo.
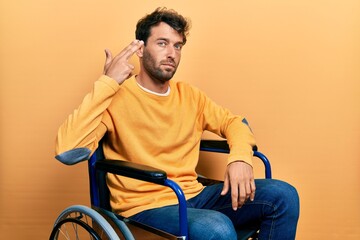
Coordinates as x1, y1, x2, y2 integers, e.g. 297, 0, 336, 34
1, 0, 359, 239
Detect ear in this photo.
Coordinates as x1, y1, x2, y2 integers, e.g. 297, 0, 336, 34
136, 45, 144, 57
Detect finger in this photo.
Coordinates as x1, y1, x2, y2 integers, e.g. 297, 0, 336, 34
103, 49, 113, 73
125, 62, 135, 75
117, 62, 135, 81
238, 182, 246, 208
250, 180, 256, 201
245, 180, 252, 199
231, 182, 239, 211
116, 40, 137, 58
110, 40, 143, 65
221, 175, 229, 196
122, 40, 144, 60
104, 49, 113, 63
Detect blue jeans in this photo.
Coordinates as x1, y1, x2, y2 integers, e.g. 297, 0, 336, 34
129, 179, 299, 240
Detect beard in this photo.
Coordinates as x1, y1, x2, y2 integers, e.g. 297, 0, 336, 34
142, 49, 179, 83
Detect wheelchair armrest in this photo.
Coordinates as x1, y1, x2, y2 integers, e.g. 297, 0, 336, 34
200, 139, 271, 178
94, 159, 189, 237
200, 139, 258, 152
200, 139, 230, 153
95, 159, 167, 185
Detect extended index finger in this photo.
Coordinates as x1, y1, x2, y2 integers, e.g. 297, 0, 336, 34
118, 40, 144, 60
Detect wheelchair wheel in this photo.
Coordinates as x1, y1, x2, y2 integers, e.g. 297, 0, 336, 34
50, 205, 120, 240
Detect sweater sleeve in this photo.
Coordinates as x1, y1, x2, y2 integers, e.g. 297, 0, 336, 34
198, 90, 256, 166
55, 75, 120, 165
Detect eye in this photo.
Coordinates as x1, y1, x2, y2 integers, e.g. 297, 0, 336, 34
157, 41, 167, 47
174, 43, 183, 50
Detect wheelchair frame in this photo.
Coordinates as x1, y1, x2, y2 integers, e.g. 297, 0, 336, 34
50, 139, 272, 240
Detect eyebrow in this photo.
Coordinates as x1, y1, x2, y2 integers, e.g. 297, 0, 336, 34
157, 38, 184, 45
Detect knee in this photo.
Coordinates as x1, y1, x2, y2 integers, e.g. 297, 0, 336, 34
273, 180, 299, 201
265, 179, 300, 220
189, 211, 237, 240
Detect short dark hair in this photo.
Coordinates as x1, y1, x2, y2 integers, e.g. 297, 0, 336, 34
135, 7, 191, 45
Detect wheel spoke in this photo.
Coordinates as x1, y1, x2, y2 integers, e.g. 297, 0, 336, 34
50, 206, 121, 240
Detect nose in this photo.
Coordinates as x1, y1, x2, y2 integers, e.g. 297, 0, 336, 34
166, 45, 176, 59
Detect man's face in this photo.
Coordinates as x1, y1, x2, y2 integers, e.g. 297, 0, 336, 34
141, 22, 184, 83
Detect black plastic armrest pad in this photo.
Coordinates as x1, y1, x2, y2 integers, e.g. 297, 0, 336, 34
200, 140, 229, 151
200, 139, 258, 152
95, 159, 167, 184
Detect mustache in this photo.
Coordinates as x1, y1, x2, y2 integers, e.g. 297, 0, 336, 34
160, 59, 176, 67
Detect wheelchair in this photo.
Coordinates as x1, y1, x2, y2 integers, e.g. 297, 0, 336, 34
50, 139, 272, 240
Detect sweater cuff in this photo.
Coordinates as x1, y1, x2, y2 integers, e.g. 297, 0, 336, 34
98, 75, 120, 92
227, 152, 253, 167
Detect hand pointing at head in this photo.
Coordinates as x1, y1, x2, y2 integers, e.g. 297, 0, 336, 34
103, 40, 144, 85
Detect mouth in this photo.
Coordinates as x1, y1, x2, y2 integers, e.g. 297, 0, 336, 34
162, 65, 175, 71
161, 61, 176, 68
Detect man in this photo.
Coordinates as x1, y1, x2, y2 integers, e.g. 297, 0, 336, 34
56, 7, 299, 239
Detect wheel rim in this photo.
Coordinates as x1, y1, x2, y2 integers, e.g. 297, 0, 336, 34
50, 210, 113, 240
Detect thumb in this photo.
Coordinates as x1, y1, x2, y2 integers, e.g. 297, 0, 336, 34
221, 175, 229, 196
103, 49, 113, 73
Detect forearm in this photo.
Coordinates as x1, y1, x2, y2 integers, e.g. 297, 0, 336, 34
224, 117, 256, 166
200, 92, 256, 165
55, 75, 119, 157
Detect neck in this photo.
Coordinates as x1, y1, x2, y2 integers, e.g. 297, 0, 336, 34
136, 72, 170, 94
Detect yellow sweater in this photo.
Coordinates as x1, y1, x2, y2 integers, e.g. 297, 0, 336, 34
56, 75, 256, 217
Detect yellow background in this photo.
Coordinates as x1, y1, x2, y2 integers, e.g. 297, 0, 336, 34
1, 0, 359, 239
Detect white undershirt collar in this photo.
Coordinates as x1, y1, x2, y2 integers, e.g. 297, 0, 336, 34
136, 82, 171, 96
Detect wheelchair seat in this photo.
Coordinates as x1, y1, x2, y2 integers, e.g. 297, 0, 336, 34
50, 139, 272, 240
